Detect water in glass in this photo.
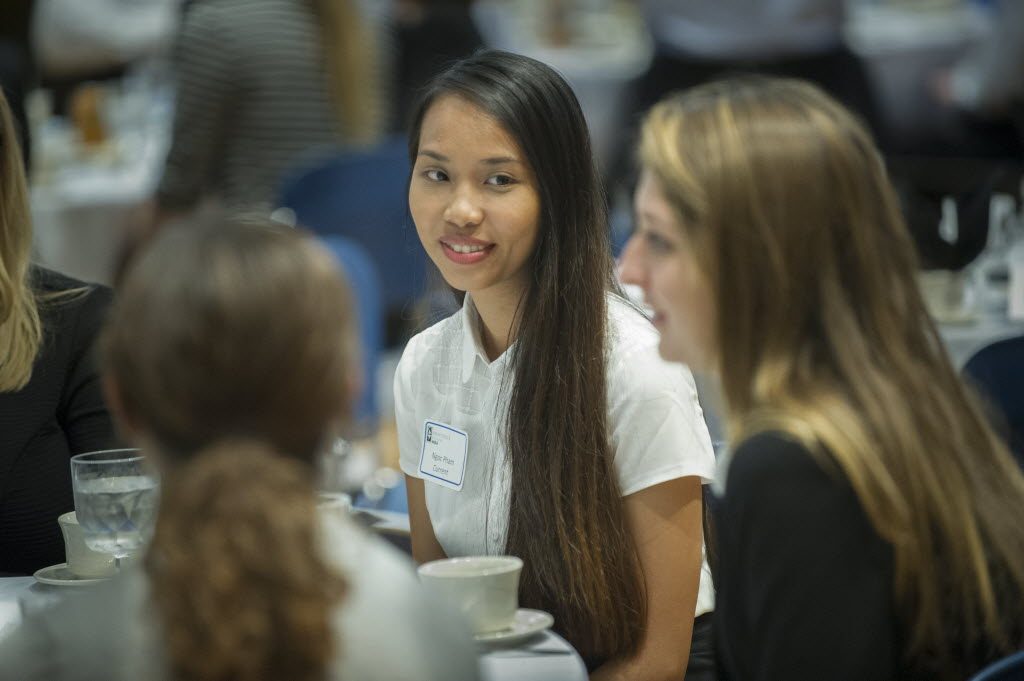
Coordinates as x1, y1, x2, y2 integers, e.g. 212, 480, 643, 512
71, 449, 159, 559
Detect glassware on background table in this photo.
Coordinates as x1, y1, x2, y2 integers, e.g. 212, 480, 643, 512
967, 194, 1021, 317
70, 449, 159, 567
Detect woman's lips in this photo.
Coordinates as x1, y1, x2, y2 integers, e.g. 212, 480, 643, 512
440, 238, 494, 265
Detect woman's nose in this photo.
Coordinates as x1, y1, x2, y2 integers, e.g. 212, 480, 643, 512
618, 234, 647, 287
443, 190, 484, 229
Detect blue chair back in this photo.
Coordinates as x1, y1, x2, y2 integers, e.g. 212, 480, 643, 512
321, 236, 383, 432
963, 334, 1024, 469
278, 136, 427, 318
968, 651, 1024, 681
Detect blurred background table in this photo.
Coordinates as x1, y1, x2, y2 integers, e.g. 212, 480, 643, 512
480, 630, 587, 681
28, 74, 172, 286
471, 0, 653, 172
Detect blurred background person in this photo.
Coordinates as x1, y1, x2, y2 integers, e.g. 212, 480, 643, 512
0, 217, 481, 681
621, 77, 1024, 680
634, 0, 876, 118
608, 0, 880, 194
389, 0, 483, 132
153, 0, 387, 221
934, 0, 1023, 143
0, 0, 34, 171
0, 89, 117, 577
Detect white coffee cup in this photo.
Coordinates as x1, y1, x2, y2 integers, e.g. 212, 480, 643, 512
58, 511, 116, 578
417, 556, 522, 634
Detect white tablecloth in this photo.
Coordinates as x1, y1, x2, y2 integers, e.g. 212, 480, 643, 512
0, 574, 586, 681
30, 84, 172, 286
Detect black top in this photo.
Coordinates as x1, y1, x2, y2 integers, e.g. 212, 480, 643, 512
712, 431, 1022, 681
0, 268, 117, 575
713, 431, 906, 680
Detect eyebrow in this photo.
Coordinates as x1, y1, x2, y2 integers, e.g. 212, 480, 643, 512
417, 149, 522, 166
634, 209, 671, 231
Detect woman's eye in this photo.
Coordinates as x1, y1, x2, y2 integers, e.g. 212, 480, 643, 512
645, 231, 673, 254
485, 174, 515, 187
424, 169, 448, 182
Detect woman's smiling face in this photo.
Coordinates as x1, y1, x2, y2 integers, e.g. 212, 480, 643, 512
409, 95, 541, 302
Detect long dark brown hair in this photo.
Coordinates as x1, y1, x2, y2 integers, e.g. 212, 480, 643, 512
102, 218, 356, 681
641, 77, 1024, 678
407, 50, 645, 659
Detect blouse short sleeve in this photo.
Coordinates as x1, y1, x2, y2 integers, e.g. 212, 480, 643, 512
606, 302, 716, 497
395, 330, 432, 479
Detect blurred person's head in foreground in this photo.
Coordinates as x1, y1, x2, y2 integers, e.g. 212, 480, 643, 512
102, 216, 357, 681
620, 76, 1024, 675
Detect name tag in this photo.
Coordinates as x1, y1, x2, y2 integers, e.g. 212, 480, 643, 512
418, 420, 468, 491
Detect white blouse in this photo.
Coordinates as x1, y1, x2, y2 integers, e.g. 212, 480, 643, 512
396, 294, 717, 617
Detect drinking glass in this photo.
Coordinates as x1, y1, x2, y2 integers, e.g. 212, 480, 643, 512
70, 449, 160, 566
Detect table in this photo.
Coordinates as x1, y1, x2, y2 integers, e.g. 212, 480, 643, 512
347, 509, 587, 679
29, 79, 172, 286
0, 574, 587, 681
479, 630, 587, 681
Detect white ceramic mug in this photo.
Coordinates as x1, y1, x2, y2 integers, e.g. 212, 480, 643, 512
58, 511, 116, 578
417, 556, 522, 634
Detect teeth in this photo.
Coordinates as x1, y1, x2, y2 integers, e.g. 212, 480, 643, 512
447, 242, 487, 254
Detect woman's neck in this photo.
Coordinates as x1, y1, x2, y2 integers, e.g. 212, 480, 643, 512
470, 284, 526, 362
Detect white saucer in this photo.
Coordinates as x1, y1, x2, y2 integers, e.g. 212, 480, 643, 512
474, 609, 554, 645
33, 563, 111, 586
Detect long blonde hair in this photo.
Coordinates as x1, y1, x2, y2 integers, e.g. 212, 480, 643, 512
640, 78, 1024, 675
311, 0, 384, 144
103, 218, 357, 681
0, 88, 41, 391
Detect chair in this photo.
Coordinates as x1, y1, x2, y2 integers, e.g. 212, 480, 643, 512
967, 651, 1024, 681
321, 235, 383, 433
277, 137, 429, 339
962, 334, 1024, 470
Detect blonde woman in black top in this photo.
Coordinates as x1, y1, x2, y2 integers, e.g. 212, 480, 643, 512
620, 77, 1024, 680
0, 89, 116, 575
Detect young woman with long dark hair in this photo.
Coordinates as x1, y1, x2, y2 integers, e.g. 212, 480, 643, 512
396, 50, 717, 680
620, 77, 1024, 680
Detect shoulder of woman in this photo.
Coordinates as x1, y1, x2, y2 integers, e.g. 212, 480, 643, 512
322, 517, 479, 679
32, 266, 112, 330
605, 306, 699, 405
32, 266, 110, 300
397, 309, 464, 371
321, 514, 416, 584
725, 431, 849, 501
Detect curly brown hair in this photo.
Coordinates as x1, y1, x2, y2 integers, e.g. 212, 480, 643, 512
150, 442, 346, 681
